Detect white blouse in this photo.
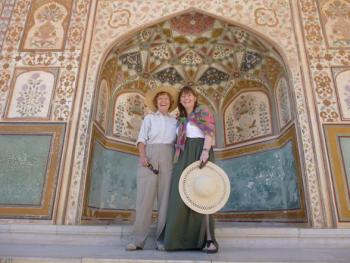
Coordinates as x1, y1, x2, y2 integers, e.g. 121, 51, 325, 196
136, 112, 177, 145
176, 122, 205, 138
186, 122, 205, 138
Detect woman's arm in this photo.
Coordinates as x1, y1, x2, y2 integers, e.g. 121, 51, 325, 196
137, 142, 148, 166
200, 134, 213, 163
136, 115, 150, 167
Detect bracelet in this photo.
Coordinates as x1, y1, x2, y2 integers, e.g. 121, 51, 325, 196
202, 148, 210, 152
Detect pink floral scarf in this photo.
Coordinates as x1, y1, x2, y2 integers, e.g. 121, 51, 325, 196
174, 105, 215, 162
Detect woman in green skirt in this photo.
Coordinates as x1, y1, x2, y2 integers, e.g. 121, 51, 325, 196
163, 86, 218, 253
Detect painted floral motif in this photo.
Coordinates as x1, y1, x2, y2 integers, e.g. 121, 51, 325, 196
301, 0, 316, 13
315, 73, 333, 98
113, 93, 145, 141
0, 71, 11, 92
344, 82, 350, 109
119, 51, 142, 73
240, 51, 262, 72
6, 25, 23, 44
198, 67, 229, 85
276, 78, 292, 128
0, 1, 16, 50
96, 80, 109, 130
254, 8, 279, 27
9, 72, 54, 118
154, 67, 183, 84
212, 45, 235, 60
150, 44, 171, 60
52, 70, 75, 121
101, 12, 284, 113
24, 2, 67, 49
180, 50, 203, 65
225, 92, 272, 145
320, 0, 350, 47
170, 13, 214, 35
67, 25, 84, 45
109, 9, 130, 28
305, 23, 322, 42
334, 70, 350, 119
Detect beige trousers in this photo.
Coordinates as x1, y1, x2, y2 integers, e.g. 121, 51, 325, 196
132, 144, 173, 248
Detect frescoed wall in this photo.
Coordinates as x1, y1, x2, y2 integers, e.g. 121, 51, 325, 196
0, 0, 349, 228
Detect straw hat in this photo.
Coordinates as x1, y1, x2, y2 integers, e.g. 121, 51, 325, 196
144, 86, 178, 112
179, 161, 231, 215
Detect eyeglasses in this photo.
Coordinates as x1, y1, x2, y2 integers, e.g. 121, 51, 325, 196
147, 163, 159, 175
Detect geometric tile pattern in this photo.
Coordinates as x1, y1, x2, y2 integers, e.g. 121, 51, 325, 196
109, 12, 286, 109
105, 12, 290, 145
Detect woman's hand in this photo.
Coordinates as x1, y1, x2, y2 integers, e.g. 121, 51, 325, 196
139, 154, 149, 167
200, 149, 209, 163
137, 142, 148, 166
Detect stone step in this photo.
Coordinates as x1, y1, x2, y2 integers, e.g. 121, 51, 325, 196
1, 223, 350, 248
1, 223, 350, 262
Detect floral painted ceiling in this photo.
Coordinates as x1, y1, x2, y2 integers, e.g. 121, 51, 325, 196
105, 12, 286, 109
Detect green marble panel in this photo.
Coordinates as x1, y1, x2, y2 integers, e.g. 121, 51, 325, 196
88, 141, 138, 210
339, 137, 350, 191
217, 141, 301, 211
0, 135, 52, 205
88, 140, 301, 213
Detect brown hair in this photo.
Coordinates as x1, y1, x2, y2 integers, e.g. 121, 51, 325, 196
152, 91, 174, 110
177, 86, 198, 118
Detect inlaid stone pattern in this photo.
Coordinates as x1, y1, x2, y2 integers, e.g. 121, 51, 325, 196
7, 70, 56, 119
0, 135, 52, 205
113, 92, 145, 141
225, 91, 272, 145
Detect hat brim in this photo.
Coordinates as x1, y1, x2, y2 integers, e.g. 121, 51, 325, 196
179, 161, 231, 215
144, 86, 178, 112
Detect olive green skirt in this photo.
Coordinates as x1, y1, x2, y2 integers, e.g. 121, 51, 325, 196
163, 137, 216, 251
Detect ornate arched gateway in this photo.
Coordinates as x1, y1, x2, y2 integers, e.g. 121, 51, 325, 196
82, 12, 307, 223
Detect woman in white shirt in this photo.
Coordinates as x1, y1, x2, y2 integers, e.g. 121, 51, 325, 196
126, 86, 178, 251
